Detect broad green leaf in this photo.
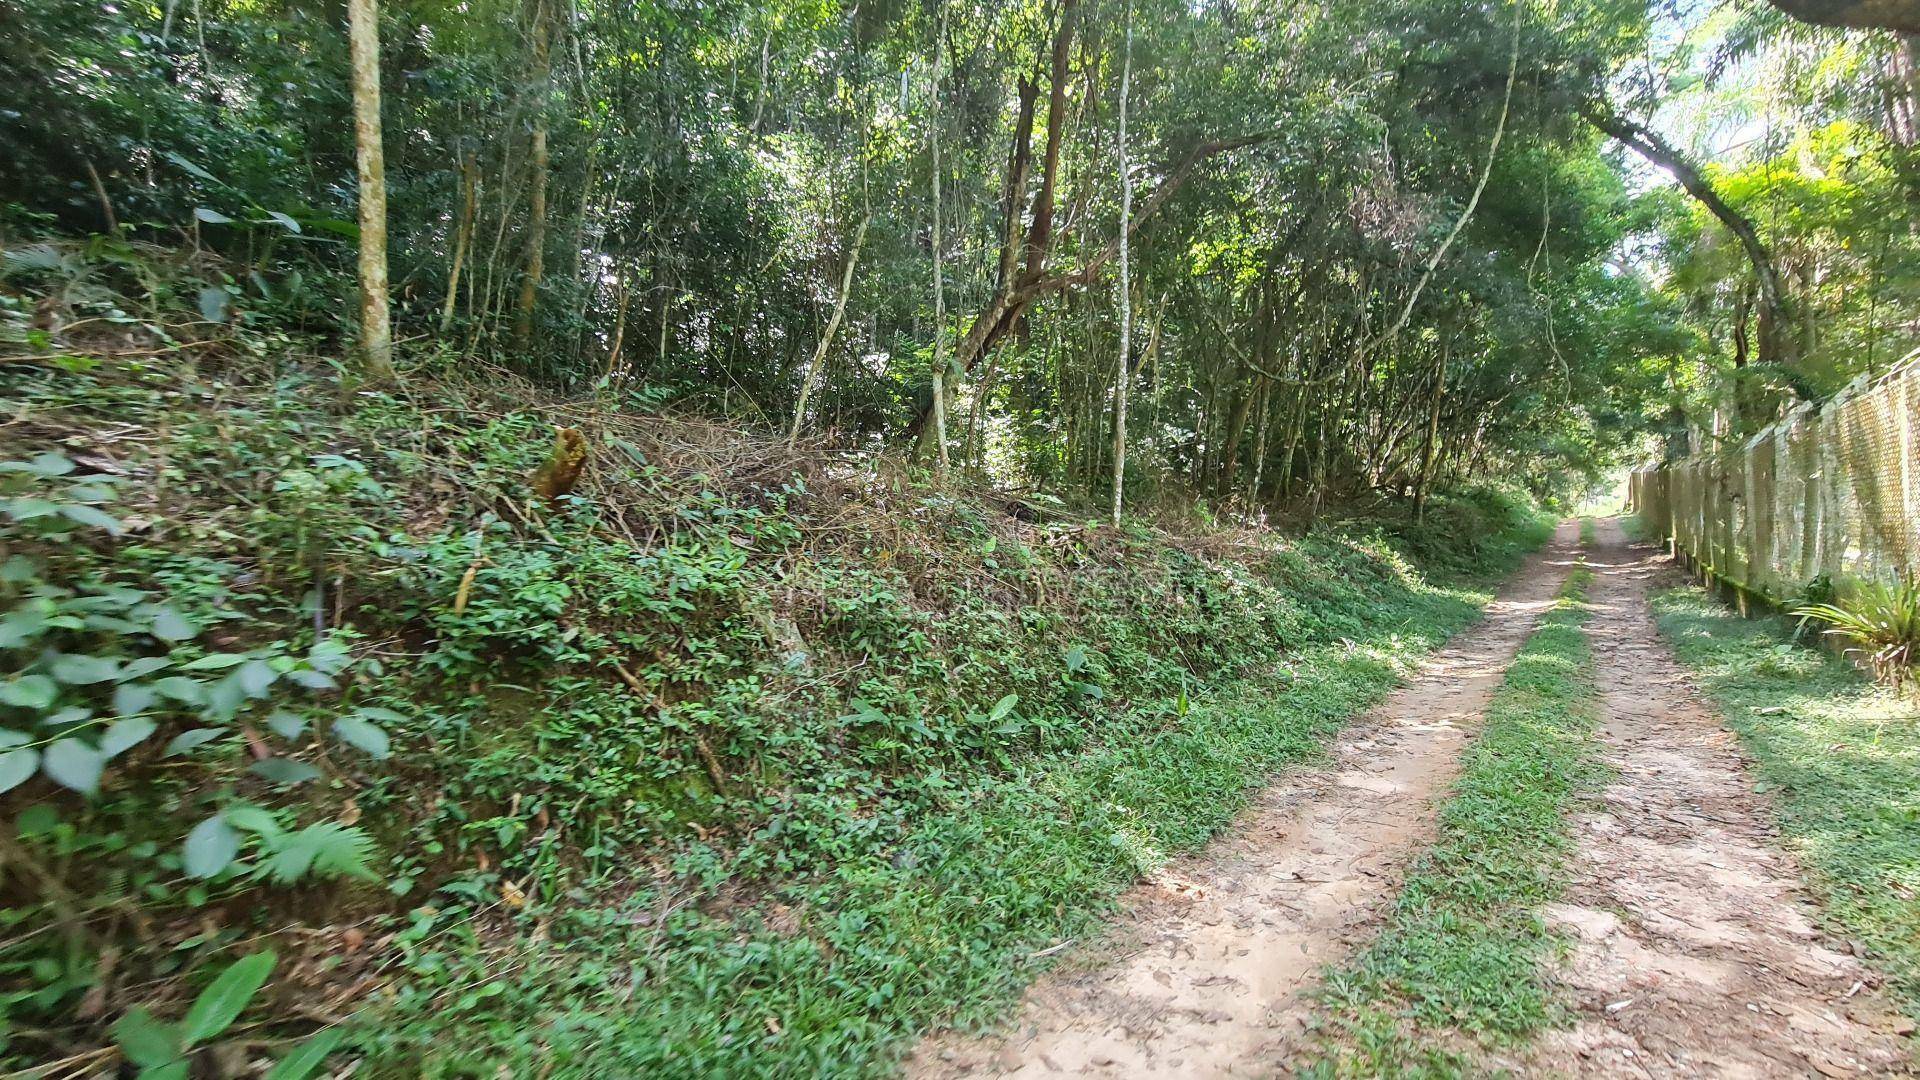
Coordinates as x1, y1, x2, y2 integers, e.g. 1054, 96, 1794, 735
153, 676, 207, 704
59, 504, 125, 534
223, 804, 283, 837
331, 715, 390, 759
263, 211, 303, 234
41, 705, 90, 727
285, 669, 337, 690
16, 803, 56, 836
266, 710, 307, 739
0, 498, 60, 522
249, 757, 321, 786
265, 1028, 344, 1080
0, 452, 75, 477
198, 286, 231, 323
100, 716, 158, 758
988, 693, 1019, 722
0, 747, 39, 793
182, 653, 250, 671
0, 607, 50, 649
307, 639, 352, 673
50, 653, 120, 684
112, 1006, 183, 1068
0, 673, 57, 709
42, 738, 104, 794
205, 673, 248, 720
181, 950, 275, 1045
117, 656, 171, 681
150, 607, 199, 642
163, 151, 220, 183
113, 682, 160, 716
164, 728, 225, 756
237, 659, 278, 697
192, 207, 235, 224
184, 814, 241, 878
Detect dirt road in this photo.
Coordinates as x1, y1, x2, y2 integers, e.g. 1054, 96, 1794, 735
909, 519, 1913, 1078
1506, 518, 1908, 1078
909, 523, 1584, 1077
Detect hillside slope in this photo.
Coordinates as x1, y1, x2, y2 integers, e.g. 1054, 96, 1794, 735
1, 295, 1548, 1076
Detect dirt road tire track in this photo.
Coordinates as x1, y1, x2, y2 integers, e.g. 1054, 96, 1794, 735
1506, 519, 1911, 1078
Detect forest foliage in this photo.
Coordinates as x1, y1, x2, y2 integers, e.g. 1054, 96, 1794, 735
4, 0, 1920, 1071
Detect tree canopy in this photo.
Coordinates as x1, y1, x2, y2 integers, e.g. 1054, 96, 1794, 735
4, 0, 1916, 501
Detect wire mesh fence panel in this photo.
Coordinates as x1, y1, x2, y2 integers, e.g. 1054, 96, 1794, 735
1630, 356, 1920, 602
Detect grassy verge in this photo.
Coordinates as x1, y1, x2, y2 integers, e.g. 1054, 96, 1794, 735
1305, 564, 1604, 1078
1650, 587, 1920, 1023
370, 600, 1509, 1077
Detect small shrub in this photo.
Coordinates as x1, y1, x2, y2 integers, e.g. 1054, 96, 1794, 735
1793, 577, 1920, 686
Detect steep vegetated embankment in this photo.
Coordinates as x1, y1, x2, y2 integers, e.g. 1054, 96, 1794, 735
1, 332, 1548, 1075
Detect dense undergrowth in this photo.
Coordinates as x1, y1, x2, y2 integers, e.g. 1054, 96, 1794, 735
1306, 562, 1602, 1078
0, 271, 1551, 1075
1651, 587, 1920, 1025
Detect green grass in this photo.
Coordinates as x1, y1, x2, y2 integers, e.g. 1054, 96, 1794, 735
1578, 517, 1597, 546
1651, 587, 1920, 1023
1305, 565, 1604, 1078
360, 567, 1531, 1078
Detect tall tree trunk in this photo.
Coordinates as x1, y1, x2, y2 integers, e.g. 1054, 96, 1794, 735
347, 0, 395, 381
602, 271, 629, 385
927, 4, 951, 473
789, 214, 870, 445
1110, 3, 1132, 527
513, 0, 554, 352
1248, 375, 1274, 508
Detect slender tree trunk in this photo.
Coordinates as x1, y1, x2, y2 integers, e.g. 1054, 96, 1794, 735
1248, 375, 1274, 508
479, 139, 522, 336
347, 0, 395, 381
440, 149, 478, 332
1111, 4, 1132, 526
513, 0, 554, 352
602, 270, 629, 385
790, 214, 870, 445
928, 6, 951, 473
1412, 341, 1446, 522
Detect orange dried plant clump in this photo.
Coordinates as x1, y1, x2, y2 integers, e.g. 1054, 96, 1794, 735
529, 425, 589, 501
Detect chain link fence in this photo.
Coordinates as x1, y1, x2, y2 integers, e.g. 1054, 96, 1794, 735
1630, 355, 1920, 604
